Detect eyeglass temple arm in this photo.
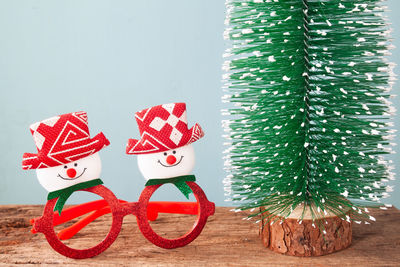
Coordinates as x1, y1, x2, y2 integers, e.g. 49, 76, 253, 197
29, 199, 128, 233
51, 201, 199, 240
57, 205, 112, 240
146, 201, 199, 221
38, 199, 198, 225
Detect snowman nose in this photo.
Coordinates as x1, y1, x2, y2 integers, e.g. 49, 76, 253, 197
166, 155, 176, 165
66, 168, 77, 178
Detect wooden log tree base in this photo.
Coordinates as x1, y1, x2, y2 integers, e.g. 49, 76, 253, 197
1, 206, 400, 266
260, 205, 352, 257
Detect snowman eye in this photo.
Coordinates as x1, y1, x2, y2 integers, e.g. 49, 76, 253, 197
64, 165, 68, 169
172, 150, 176, 154
74, 163, 78, 167
163, 152, 167, 156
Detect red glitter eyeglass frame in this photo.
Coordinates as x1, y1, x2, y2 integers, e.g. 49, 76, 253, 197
30, 182, 215, 259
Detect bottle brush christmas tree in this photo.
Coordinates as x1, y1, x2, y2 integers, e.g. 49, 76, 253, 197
222, 0, 396, 256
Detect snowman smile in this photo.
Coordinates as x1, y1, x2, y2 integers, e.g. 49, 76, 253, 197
57, 168, 87, 180
158, 156, 184, 167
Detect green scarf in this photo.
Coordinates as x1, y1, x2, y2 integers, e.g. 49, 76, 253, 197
47, 179, 103, 215
145, 175, 196, 199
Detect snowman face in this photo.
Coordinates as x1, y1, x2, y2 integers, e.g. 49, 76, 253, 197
137, 144, 195, 180
36, 152, 102, 192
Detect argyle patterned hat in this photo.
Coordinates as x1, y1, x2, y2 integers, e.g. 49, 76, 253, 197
126, 103, 204, 155
22, 111, 110, 170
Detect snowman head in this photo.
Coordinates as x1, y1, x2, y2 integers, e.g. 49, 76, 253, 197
22, 111, 110, 191
137, 144, 195, 180
126, 103, 205, 179
35, 152, 102, 192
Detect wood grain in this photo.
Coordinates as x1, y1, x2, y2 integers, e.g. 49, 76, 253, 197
260, 206, 352, 256
1, 205, 400, 266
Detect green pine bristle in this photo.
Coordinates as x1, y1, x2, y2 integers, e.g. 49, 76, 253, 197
223, 0, 395, 224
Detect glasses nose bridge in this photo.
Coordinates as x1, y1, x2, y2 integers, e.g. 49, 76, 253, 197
120, 201, 140, 217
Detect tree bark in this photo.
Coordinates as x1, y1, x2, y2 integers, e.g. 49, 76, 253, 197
260, 205, 352, 256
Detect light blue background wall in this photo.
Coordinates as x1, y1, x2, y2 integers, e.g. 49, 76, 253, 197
0, 0, 399, 207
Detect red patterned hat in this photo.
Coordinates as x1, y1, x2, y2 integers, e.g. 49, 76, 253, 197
22, 111, 110, 170
126, 103, 204, 155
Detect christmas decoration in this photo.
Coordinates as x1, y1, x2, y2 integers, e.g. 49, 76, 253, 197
25, 108, 214, 259
126, 102, 205, 198
222, 0, 395, 256
22, 112, 110, 215
22, 111, 109, 170
126, 102, 204, 155
125, 102, 214, 249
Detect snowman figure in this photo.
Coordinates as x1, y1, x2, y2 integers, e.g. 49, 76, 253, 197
22, 111, 110, 214
126, 103, 204, 198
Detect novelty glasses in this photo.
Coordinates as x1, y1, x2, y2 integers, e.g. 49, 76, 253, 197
30, 181, 215, 259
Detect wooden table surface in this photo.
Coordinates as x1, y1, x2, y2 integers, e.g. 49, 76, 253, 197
1, 205, 399, 266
